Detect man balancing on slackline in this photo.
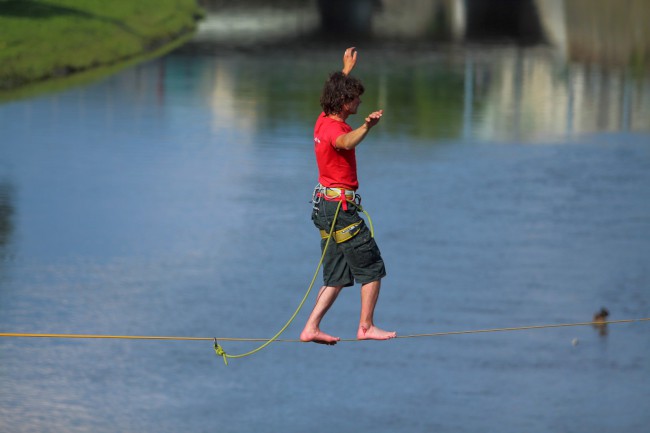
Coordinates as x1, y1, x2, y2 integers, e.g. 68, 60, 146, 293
300, 47, 397, 345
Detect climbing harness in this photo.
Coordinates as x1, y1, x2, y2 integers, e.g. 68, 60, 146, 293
312, 183, 374, 243
313, 183, 357, 211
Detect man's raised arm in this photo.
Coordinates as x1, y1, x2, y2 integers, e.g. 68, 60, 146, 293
342, 47, 357, 75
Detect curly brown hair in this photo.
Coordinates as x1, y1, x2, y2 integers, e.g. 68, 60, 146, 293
320, 72, 365, 116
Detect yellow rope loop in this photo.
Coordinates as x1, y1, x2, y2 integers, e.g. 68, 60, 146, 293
212, 200, 345, 365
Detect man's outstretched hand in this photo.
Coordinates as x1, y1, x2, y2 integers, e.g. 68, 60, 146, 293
365, 110, 383, 128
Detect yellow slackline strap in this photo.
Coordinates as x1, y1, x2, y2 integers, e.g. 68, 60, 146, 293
2, 198, 646, 365
2, 318, 649, 366
390, 318, 650, 339
2, 318, 648, 343
0, 332, 294, 342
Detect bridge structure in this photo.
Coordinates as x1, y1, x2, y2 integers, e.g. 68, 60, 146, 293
194, 0, 647, 67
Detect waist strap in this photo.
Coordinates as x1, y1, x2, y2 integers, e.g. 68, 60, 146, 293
324, 188, 355, 201
315, 184, 356, 210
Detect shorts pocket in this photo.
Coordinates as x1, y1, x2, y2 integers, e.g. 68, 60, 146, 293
345, 230, 381, 268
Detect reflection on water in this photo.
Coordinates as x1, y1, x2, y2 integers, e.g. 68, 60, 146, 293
1, 4, 650, 433
461, 50, 649, 140
167, 45, 650, 142
179, 1, 650, 141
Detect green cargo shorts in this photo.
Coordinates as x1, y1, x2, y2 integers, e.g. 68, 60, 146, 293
312, 198, 386, 287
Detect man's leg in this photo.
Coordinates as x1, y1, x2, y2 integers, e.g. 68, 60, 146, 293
300, 285, 343, 344
357, 279, 397, 340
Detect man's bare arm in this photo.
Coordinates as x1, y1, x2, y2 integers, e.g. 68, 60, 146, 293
342, 47, 357, 75
335, 110, 383, 150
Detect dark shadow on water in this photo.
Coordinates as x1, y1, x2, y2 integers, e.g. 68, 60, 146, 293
0, 181, 15, 275
0, 0, 140, 36
0, 182, 13, 250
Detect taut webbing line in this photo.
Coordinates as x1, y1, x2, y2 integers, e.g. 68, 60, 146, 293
390, 317, 650, 339
2, 200, 648, 363
1, 318, 648, 343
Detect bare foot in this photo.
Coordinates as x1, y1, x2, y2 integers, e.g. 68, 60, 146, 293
357, 325, 397, 340
300, 328, 340, 345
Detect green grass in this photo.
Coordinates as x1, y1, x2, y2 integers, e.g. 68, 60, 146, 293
0, 0, 203, 89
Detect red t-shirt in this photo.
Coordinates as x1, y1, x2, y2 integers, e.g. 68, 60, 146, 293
314, 112, 358, 190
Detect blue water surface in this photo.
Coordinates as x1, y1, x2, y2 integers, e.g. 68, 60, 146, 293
1, 46, 649, 433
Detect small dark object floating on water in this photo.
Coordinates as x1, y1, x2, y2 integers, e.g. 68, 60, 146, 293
592, 307, 609, 336
593, 307, 609, 323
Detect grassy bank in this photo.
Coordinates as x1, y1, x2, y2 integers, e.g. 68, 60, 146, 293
0, 0, 203, 90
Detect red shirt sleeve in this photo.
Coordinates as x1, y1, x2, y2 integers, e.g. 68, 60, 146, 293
321, 118, 350, 149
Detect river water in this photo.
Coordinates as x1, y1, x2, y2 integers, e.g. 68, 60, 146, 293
1, 23, 650, 433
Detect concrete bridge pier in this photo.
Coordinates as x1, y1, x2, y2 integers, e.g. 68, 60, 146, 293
533, 0, 568, 58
